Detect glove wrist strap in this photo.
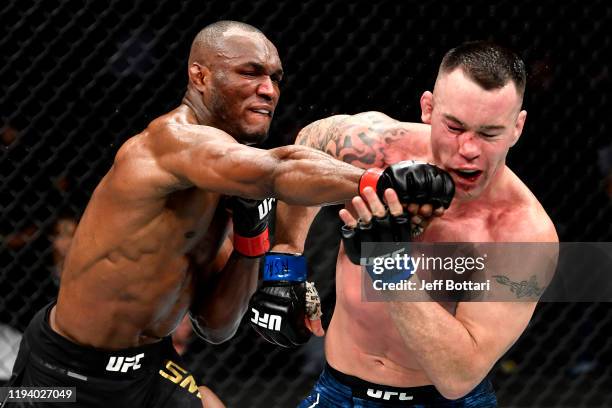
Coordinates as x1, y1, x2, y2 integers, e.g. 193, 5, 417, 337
359, 168, 383, 198
263, 252, 307, 282
234, 229, 270, 257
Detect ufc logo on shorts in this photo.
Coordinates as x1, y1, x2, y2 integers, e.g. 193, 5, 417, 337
251, 308, 281, 331
258, 198, 275, 220
366, 388, 414, 401
105, 353, 145, 372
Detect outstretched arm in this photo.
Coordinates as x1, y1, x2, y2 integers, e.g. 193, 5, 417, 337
151, 121, 363, 205
270, 112, 396, 252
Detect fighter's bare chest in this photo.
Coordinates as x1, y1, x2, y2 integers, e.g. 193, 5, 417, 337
163, 189, 231, 251
418, 214, 496, 242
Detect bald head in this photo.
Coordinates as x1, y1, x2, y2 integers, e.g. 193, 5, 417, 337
189, 21, 266, 66
184, 20, 282, 145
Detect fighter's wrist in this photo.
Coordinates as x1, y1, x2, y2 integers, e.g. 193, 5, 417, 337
233, 228, 270, 258
262, 252, 307, 282
358, 168, 384, 198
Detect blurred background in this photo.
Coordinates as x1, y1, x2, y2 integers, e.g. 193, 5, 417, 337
1, 0, 611, 407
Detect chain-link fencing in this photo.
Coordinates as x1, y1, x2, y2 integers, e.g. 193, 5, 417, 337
2, 0, 611, 406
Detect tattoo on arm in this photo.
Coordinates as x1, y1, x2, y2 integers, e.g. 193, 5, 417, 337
492, 275, 546, 299
297, 116, 412, 169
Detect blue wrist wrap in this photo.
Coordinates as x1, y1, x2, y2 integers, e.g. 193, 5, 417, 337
263, 252, 307, 282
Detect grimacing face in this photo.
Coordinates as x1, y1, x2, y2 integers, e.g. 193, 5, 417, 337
420, 68, 527, 200
203, 31, 283, 145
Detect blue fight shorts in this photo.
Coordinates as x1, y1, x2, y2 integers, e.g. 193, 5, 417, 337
298, 363, 497, 408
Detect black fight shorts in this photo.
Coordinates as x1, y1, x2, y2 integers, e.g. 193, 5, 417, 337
2, 304, 203, 408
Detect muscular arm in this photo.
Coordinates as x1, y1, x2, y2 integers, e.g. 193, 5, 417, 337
183, 207, 258, 345
272, 112, 405, 252
271, 112, 429, 249
388, 300, 534, 399
190, 245, 260, 344
388, 227, 559, 399
151, 121, 363, 205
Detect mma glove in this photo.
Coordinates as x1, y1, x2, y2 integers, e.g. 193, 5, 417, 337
248, 253, 317, 348
230, 196, 275, 258
344, 162, 455, 265
342, 213, 413, 265
359, 160, 455, 208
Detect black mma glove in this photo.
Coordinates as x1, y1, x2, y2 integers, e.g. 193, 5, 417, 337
345, 162, 456, 265
341, 212, 412, 265
248, 252, 313, 348
359, 160, 455, 209
230, 197, 275, 258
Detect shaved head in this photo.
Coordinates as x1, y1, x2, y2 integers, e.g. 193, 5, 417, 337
188, 21, 265, 66
184, 20, 282, 145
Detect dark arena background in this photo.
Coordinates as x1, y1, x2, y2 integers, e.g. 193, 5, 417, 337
1, 1, 611, 407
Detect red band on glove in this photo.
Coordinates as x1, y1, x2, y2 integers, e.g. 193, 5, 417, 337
359, 168, 383, 197
234, 229, 270, 257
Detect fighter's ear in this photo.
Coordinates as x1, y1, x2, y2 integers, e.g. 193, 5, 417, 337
511, 110, 527, 147
188, 62, 210, 93
420, 91, 434, 124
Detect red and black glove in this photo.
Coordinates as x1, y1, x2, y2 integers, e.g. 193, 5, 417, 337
230, 197, 276, 258
359, 160, 455, 209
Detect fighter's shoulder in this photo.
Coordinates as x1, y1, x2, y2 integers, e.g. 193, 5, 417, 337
144, 110, 236, 157
109, 117, 189, 195
296, 111, 430, 168
496, 171, 558, 243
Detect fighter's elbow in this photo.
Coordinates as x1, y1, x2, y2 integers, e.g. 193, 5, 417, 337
437, 381, 479, 401
193, 323, 239, 345
434, 360, 490, 400
190, 315, 240, 345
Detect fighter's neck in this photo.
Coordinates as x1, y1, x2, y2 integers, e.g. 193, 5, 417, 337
180, 88, 216, 127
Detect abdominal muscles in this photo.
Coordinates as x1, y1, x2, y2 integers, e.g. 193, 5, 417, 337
325, 251, 432, 387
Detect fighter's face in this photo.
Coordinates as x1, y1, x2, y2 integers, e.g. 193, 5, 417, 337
204, 32, 283, 145
421, 68, 526, 200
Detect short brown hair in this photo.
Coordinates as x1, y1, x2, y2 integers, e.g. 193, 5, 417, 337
439, 41, 526, 98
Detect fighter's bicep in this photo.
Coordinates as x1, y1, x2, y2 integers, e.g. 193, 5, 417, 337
181, 143, 276, 196
153, 124, 277, 196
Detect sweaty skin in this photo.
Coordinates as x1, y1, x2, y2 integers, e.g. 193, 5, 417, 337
275, 68, 558, 399
51, 28, 365, 352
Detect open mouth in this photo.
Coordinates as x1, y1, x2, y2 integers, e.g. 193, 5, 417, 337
453, 169, 483, 183
248, 108, 272, 117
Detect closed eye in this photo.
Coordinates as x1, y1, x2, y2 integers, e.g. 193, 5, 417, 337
479, 132, 499, 138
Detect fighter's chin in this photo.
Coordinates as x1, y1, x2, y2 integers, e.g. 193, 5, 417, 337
235, 130, 269, 146
454, 188, 478, 201
453, 181, 487, 201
